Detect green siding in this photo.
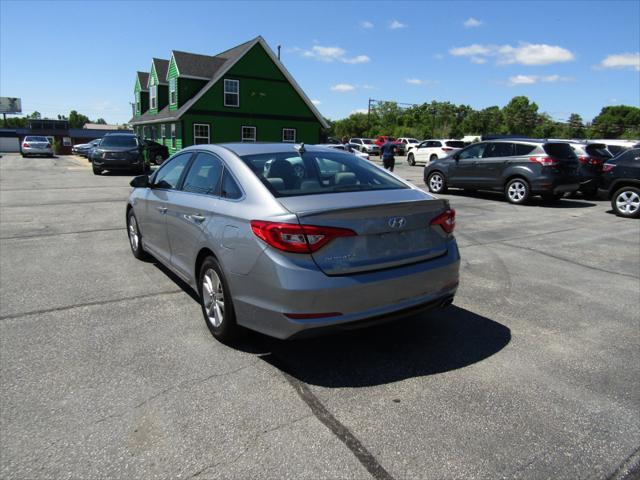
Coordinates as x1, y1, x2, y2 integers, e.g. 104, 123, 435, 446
177, 78, 207, 110
133, 76, 149, 116
157, 85, 168, 111
168, 55, 178, 79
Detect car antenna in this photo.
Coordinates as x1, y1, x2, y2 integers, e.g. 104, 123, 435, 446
296, 142, 305, 154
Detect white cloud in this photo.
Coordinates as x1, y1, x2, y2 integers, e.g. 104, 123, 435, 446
507, 74, 573, 86
311, 99, 322, 105
598, 52, 640, 71
450, 42, 575, 66
406, 78, 425, 85
361, 20, 374, 28
331, 83, 356, 92
389, 19, 407, 29
294, 45, 370, 64
351, 109, 369, 115
464, 17, 482, 28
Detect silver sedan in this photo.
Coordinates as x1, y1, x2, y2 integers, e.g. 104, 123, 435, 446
21, 136, 53, 157
126, 143, 460, 341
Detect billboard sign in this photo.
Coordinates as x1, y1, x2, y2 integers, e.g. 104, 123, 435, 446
0, 97, 22, 114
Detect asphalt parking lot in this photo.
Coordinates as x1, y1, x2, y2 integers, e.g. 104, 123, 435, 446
1, 153, 639, 479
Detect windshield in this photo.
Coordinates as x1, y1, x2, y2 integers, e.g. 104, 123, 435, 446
408, 138, 419, 143
544, 143, 577, 159
445, 141, 465, 148
240, 150, 408, 197
25, 136, 48, 142
362, 139, 374, 144
100, 136, 137, 148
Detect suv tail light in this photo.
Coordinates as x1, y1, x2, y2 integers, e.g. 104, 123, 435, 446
578, 155, 604, 166
602, 163, 615, 173
430, 209, 456, 234
250, 220, 356, 253
441, 147, 453, 152
529, 156, 558, 167
22, 142, 30, 148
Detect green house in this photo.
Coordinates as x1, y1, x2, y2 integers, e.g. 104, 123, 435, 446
129, 36, 328, 154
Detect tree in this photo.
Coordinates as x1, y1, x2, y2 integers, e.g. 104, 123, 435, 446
502, 96, 539, 136
68, 110, 90, 128
566, 113, 585, 138
95, 118, 107, 125
590, 105, 640, 139
27, 111, 41, 119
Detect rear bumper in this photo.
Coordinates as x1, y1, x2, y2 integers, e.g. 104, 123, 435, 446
22, 148, 53, 155
530, 175, 580, 195
230, 239, 461, 339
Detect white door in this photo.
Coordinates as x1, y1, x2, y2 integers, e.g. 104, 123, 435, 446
0, 137, 20, 152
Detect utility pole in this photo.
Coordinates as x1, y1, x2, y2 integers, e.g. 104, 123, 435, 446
277, 45, 281, 60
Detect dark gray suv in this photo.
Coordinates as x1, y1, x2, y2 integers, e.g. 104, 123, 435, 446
424, 140, 580, 204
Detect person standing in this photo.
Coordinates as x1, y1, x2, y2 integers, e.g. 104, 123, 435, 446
380, 137, 396, 171
341, 136, 353, 153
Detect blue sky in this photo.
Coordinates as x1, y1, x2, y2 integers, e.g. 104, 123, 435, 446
1, 0, 639, 124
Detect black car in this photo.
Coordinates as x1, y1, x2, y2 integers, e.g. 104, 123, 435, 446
598, 148, 640, 218
144, 140, 170, 165
424, 140, 580, 204
569, 142, 613, 196
92, 134, 149, 175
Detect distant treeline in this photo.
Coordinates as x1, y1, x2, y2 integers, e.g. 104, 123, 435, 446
327, 96, 640, 140
2, 110, 112, 129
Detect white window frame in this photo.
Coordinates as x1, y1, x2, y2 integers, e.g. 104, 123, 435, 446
136, 92, 141, 113
169, 78, 177, 105
241, 126, 256, 142
282, 128, 296, 143
193, 123, 210, 145
224, 79, 240, 107
161, 124, 166, 142
171, 124, 176, 148
150, 84, 157, 109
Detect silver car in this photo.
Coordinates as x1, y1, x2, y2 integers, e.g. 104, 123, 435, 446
21, 136, 53, 157
126, 143, 460, 341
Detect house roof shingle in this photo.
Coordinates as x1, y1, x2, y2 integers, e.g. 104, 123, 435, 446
151, 58, 169, 85
171, 51, 227, 80
136, 72, 149, 91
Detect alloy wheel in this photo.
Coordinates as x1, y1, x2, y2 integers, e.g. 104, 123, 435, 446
429, 173, 444, 192
202, 269, 225, 328
507, 181, 527, 202
616, 190, 640, 215
128, 215, 139, 251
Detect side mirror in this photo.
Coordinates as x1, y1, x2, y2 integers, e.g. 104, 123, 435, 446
130, 174, 150, 188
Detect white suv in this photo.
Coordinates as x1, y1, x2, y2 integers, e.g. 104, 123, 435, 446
349, 138, 380, 155
406, 139, 466, 166
397, 138, 421, 150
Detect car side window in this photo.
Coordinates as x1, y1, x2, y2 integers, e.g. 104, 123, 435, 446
221, 169, 243, 199
432, 141, 442, 148
182, 152, 223, 196
514, 144, 536, 156
458, 143, 487, 159
483, 143, 514, 158
419, 141, 428, 148
153, 153, 192, 190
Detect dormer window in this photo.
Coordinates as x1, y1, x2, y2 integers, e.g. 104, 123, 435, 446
224, 79, 239, 107
169, 78, 177, 105
136, 92, 141, 113
150, 84, 157, 109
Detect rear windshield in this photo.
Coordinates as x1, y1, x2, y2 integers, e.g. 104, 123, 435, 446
25, 136, 48, 142
240, 150, 408, 197
362, 139, 374, 144
100, 136, 137, 148
543, 143, 577, 159
608, 145, 628, 155
585, 144, 612, 159
445, 141, 465, 148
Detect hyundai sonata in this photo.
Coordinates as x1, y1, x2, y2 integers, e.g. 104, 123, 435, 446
126, 143, 460, 341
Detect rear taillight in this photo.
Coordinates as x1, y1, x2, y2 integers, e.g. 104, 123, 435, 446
529, 156, 558, 167
22, 142, 30, 148
250, 220, 356, 253
430, 209, 456, 234
441, 147, 453, 152
578, 155, 604, 166
602, 163, 615, 173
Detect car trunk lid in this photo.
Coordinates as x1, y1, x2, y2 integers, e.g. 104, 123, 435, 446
277, 189, 452, 275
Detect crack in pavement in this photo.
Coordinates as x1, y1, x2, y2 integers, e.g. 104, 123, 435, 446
0, 290, 184, 321
0, 226, 125, 240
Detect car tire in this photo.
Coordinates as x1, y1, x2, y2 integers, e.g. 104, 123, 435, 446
407, 153, 416, 166
429, 154, 438, 163
427, 171, 447, 194
198, 256, 239, 342
127, 209, 147, 260
92, 166, 102, 175
505, 178, 531, 204
611, 186, 640, 218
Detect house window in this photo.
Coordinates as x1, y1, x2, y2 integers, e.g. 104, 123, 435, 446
241, 126, 256, 142
136, 92, 141, 113
150, 85, 157, 109
151, 126, 157, 140
161, 124, 166, 143
171, 124, 176, 148
224, 79, 239, 107
142, 126, 147, 139
282, 128, 296, 143
169, 78, 177, 105
193, 123, 210, 145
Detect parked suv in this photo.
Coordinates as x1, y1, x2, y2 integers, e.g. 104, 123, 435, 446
598, 148, 640, 218
407, 139, 465, 166
349, 138, 380, 155
424, 140, 580, 204
566, 142, 612, 196
92, 133, 148, 175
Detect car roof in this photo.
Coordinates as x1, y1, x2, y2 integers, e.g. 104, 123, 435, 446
217, 142, 341, 157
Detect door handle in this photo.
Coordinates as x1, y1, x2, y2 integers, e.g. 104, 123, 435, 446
156, 206, 167, 214
184, 213, 206, 224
